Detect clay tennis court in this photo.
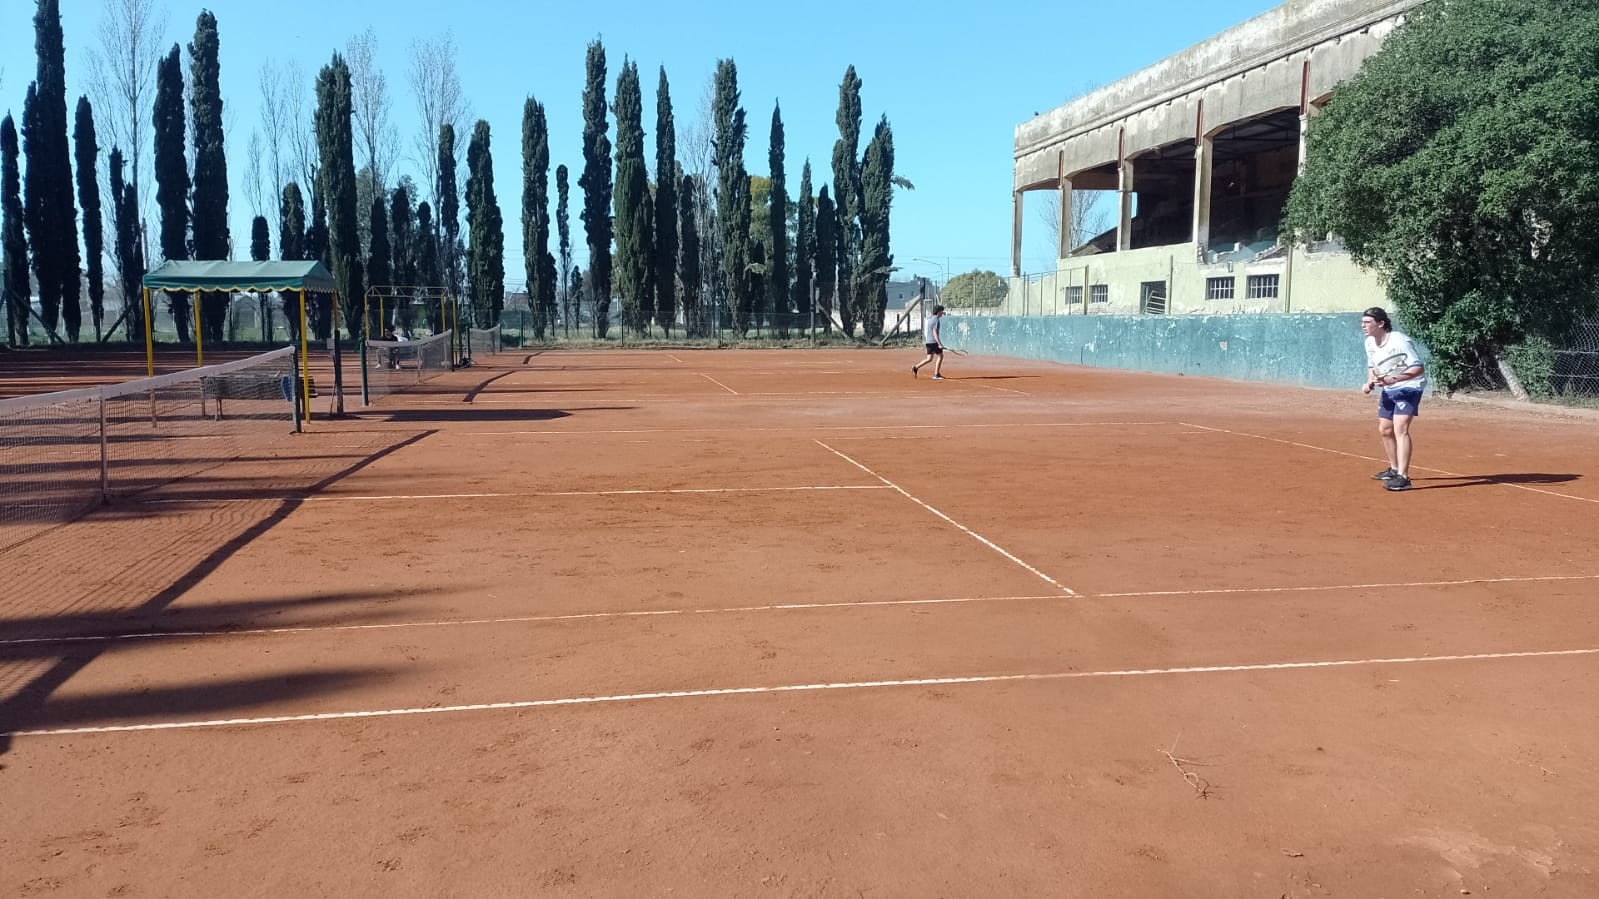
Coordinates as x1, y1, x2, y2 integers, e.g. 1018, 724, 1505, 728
3, 346, 1598, 897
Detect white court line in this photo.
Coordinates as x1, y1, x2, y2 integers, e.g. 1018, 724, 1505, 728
13, 573, 1596, 649
974, 384, 1031, 396
666, 354, 686, 364
697, 373, 740, 395
13, 646, 1599, 738
137, 484, 890, 505
814, 439, 1078, 596
1181, 421, 1599, 506
459, 422, 1174, 437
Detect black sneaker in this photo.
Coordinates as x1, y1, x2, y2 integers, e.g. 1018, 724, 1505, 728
912, 365, 918, 378
1372, 467, 1399, 480
1384, 475, 1412, 491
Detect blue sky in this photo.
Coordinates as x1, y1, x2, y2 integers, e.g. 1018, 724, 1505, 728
2, 0, 1277, 286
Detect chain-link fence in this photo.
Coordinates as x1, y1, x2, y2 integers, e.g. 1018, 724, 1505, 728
1455, 321, 1599, 405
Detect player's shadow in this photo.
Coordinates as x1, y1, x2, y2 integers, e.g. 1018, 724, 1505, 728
942, 375, 1039, 382
1410, 473, 1580, 490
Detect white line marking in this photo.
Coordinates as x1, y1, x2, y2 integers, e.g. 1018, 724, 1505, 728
666, 354, 686, 364
16, 573, 1597, 648
814, 439, 1077, 595
1181, 421, 1599, 505
697, 373, 740, 395
14, 647, 1599, 738
975, 384, 1031, 396
137, 485, 890, 505
461, 422, 1172, 437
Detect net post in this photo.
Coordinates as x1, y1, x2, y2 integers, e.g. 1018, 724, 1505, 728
331, 291, 346, 416
298, 289, 313, 421
291, 344, 304, 434
142, 288, 155, 377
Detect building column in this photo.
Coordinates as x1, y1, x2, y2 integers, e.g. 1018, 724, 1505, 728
1115, 159, 1134, 253
1011, 190, 1023, 277
1057, 176, 1075, 259
1297, 106, 1319, 176
1192, 134, 1214, 259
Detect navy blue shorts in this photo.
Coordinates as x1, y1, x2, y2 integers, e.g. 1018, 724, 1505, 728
924, 343, 942, 355
1378, 387, 1423, 419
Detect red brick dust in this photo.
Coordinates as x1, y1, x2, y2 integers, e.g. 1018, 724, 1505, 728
2, 347, 1598, 898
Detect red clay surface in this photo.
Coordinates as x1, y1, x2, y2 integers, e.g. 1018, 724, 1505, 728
2, 347, 1598, 897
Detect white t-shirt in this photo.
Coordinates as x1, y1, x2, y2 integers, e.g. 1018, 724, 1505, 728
924, 314, 941, 344
1365, 330, 1427, 394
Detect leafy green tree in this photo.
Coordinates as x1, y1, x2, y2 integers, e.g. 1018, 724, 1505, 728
465, 119, 504, 326
831, 66, 862, 336
153, 45, 191, 341
522, 97, 553, 339
613, 59, 654, 336
556, 164, 572, 333
814, 185, 836, 331
678, 173, 702, 337
859, 116, 895, 339
793, 162, 814, 333
108, 146, 146, 341
26, 0, 81, 342
1284, 0, 1599, 388
654, 67, 678, 336
767, 103, 790, 337
580, 39, 614, 337
2, 116, 28, 346
315, 52, 364, 337
940, 270, 1007, 308
713, 59, 751, 335
74, 97, 105, 340
437, 124, 462, 301
189, 10, 230, 343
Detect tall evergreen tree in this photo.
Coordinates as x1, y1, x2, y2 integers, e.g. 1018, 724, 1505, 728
251, 214, 271, 338
279, 181, 306, 342
416, 201, 442, 330
153, 44, 191, 342
315, 53, 364, 337
815, 184, 837, 332
794, 161, 814, 334
654, 67, 678, 336
613, 59, 654, 336
74, 97, 105, 340
556, 164, 572, 333
367, 193, 391, 291
2, 116, 28, 346
465, 120, 504, 326
391, 182, 417, 289
108, 147, 145, 341
305, 190, 331, 338
768, 103, 790, 337
831, 66, 863, 336
436, 124, 461, 303
521, 97, 553, 339
579, 39, 613, 338
189, 10, 230, 343
713, 60, 751, 336
678, 173, 701, 337
859, 117, 895, 339
28, 0, 81, 342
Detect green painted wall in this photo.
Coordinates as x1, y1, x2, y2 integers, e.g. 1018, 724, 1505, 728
944, 312, 1429, 390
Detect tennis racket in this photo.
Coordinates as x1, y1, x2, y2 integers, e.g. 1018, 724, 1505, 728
945, 347, 969, 356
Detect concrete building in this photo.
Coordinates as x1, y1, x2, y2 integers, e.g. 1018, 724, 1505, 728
1008, 0, 1424, 318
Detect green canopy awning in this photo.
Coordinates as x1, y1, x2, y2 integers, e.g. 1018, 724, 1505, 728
142, 260, 338, 293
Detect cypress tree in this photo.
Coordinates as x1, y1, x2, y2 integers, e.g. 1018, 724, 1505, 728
556, 164, 572, 333
74, 97, 105, 341
678, 173, 701, 337
279, 182, 306, 342
305, 191, 330, 338
189, 10, 230, 343
859, 117, 895, 339
251, 214, 270, 339
613, 59, 653, 336
437, 124, 461, 302
831, 66, 862, 336
29, 0, 81, 343
391, 182, 416, 286
794, 162, 814, 335
465, 120, 504, 326
521, 97, 552, 339
815, 185, 836, 332
654, 67, 678, 336
416, 201, 442, 330
315, 53, 364, 337
768, 103, 789, 338
579, 39, 613, 338
153, 44, 191, 342
108, 147, 145, 341
713, 60, 751, 336
2, 116, 27, 346
367, 194, 391, 289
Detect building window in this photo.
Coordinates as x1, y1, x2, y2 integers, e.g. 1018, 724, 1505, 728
1247, 274, 1281, 299
1140, 281, 1168, 315
1089, 284, 1108, 304
1206, 277, 1235, 301
1065, 286, 1084, 307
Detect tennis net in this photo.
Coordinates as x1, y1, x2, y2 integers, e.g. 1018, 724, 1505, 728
467, 325, 502, 358
0, 347, 299, 550
362, 329, 453, 403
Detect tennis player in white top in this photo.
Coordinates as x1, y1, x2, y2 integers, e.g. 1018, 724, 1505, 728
912, 305, 946, 380
1361, 306, 1428, 492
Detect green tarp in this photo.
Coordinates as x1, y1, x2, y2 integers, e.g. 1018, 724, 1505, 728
142, 260, 338, 294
